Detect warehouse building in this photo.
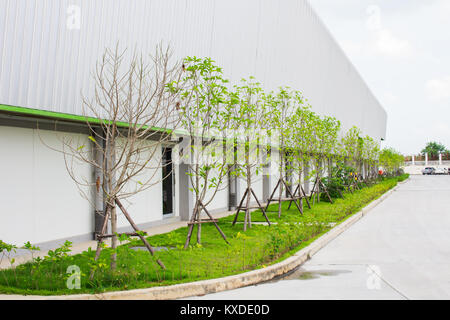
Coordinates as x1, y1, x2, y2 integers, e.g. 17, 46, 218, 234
0, 0, 387, 246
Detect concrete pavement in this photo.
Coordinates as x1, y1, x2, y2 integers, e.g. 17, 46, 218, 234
193, 175, 450, 300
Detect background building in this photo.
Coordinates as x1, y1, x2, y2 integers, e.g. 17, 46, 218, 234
0, 0, 387, 246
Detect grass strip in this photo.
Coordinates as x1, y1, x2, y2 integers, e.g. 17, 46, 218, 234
0, 175, 407, 296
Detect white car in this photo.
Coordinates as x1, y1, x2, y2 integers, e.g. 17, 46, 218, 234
434, 168, 447, 175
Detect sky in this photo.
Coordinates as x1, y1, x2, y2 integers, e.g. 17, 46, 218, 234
309, 0, 450, 155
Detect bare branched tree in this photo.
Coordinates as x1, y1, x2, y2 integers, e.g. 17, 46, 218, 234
50, 43, 182, 273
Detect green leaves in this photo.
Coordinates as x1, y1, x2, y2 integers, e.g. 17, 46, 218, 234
176, 56, 236, 201
379, 147, 404, 175
175, 55, 380, 203
22, 241, 40, 252
45, 240, 73, 262
340, 126, 363, 161
0, 240, 17, 254
226, 77, 269, 179
117, 233, 132, 243
421, 141, 448, 158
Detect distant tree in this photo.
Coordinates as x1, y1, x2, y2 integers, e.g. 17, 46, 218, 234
286, 102, 316, 211
361, 135, 380, 179
379, 148, 404, 175
421, 142, 448, 159
339, 126, 363, 170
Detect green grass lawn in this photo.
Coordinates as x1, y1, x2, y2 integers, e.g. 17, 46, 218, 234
0, 175, 407, 296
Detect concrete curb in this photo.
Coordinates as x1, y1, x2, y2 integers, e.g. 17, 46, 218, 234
1, 180, 405, 300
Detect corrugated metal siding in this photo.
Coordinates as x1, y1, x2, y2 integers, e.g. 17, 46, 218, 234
0, 0, 387, 139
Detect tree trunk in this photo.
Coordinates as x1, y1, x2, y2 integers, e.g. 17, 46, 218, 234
197, 213, 202, 244
110, 205, 118, 270
195, 165, 201, 244
245, 136, 251, 230
278, 151, 283, 218
107, 135, 117, 270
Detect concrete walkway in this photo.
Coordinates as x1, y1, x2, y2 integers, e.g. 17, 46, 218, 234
193, 175, 450, 300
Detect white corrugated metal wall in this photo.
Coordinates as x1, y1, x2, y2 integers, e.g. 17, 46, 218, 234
0, 0, 387, 139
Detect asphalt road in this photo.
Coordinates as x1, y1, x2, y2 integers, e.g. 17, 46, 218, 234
192, 175, 450, 300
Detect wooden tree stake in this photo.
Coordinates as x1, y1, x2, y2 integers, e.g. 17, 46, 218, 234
264, 178, 303, 217
184, 200, 230, 249
232, 187, 271, 231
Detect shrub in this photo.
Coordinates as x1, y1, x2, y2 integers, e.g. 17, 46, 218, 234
321, 162, 358, 201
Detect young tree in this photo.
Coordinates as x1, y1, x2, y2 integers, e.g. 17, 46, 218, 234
336, 126, 362, 191
230, 78, 271, 231
362, 135, 380, 181
309, 114, 341, 204
340, 126, 363, 169
54, 44, 182, 272
285, 99, 315, 212
174, 56, 233, 248
264, 88, 303, 217
380, 148, 404, 175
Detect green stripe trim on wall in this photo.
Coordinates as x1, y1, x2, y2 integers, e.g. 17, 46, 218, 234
0, 103, 173, 134
0, 103, 282, 148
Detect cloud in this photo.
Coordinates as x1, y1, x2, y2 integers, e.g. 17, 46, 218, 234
341, 29, 413, 60
310, 0, 450, 154
365, 5, 414, 58
366, 5, 382, 31
426, 76, 450, 101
